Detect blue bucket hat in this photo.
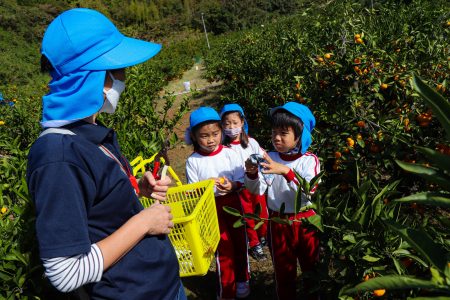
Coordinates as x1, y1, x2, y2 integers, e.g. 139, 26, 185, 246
40, 8, 161, 127
189, 107, 221, 129
42, 8, 161, 76
219, 103, 249, 134
270, 102, 316, 154
185, 107, 221, 144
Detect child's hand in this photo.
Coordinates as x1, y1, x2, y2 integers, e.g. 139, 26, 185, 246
245, 158, 258, 174
138, 171, 172, 201
259, 153, 290, 175
213, 176, 234, 193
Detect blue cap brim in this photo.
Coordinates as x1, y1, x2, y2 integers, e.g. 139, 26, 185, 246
80, 37, 162, 71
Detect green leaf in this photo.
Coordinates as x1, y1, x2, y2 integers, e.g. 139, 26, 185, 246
343, 234, 356, 244
340, 275, 446, 295
430, 267, 444, 285
416, 146, 450, 172
395, 160, 450, 191
272, 216, 292, 225
384, 220, 448, 272
393, 192, 450, 208
223, 206, 242, 217
412, 74, 450, 139
309, 171, 324, 191
254, 220, 265, 231
303, 214, 323, 232
357, 138, 365, 148
233, 218, 244, 228
243, 213, 260, 220
363, 255, 381, 262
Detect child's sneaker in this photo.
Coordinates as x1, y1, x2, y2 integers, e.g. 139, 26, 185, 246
236, 281, 250, 298
248, 244, 266, 261
259, 237, 267, 247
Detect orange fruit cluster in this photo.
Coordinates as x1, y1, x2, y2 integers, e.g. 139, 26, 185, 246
373, 289, 386, 297
346, 137, 355, 148
354, 34, 364, 44
416, 112, 432, 127
356, 120, 365, 128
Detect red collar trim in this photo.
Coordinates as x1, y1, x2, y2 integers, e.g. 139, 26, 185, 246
196, 144, 224, 156
230, 140, 241, 145
279, 152, 303, 161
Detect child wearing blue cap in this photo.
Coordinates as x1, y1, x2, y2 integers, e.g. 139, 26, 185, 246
244, 102, 320, 300
220, 103, 269, 261
185, 106, 250, 300
27, 8, 185, 300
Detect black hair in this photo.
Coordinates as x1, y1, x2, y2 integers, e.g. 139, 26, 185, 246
271, 110, 303, 140
221, 111, 249, 148
40, 55, 54, 73
190, 120, 222, 152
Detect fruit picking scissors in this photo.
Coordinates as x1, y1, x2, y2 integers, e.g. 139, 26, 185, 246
152, 139, 170, 180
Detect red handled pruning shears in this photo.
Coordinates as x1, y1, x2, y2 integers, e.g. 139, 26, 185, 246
152, 139, 171, 180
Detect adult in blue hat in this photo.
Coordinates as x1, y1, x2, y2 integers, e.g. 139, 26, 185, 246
27, 8, 186, 300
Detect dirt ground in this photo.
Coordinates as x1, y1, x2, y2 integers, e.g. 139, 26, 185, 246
157, 64, 279, 299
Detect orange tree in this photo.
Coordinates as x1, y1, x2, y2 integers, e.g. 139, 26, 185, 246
205, 0, 449, 298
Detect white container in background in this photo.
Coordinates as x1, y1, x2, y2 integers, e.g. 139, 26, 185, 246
183, 81, 191, 92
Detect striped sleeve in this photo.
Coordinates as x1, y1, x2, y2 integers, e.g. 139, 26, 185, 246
42, 244, 103, 293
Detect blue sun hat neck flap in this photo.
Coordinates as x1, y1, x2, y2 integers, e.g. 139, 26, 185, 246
270, 102, 316, 154
40, 8, 162, 127
219, 103, 249, 134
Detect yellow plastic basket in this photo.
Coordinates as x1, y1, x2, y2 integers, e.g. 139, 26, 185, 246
140, 180, 220, 277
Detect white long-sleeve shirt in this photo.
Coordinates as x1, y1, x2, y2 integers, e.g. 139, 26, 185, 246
244, 151, 320, 213
186, 145, 245, 196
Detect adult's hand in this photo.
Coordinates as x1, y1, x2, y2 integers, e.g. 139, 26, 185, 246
138, 171, 172, 201
140, 202, 174, 235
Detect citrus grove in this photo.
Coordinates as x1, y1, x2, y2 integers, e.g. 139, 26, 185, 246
204, 0, 449, 298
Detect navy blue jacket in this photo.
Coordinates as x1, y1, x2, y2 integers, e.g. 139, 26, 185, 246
26, 121, 180, 299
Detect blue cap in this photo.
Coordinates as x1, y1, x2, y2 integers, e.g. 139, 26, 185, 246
189, 107, 221, 129
41, 8, 161, 76
219, 103, 249, 134
271, 102, 316, 154
40, 8, 162, 127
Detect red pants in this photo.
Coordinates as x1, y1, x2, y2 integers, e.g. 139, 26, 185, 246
215, 193, 250, 299
240, 189, 268, 248
269, 210, 319, 300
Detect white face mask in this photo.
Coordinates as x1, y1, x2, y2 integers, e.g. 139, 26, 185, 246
100, 72, 125, 114
223, 127, 242, 137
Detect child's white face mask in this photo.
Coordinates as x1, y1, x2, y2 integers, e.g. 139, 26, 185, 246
100, 72, 125, 114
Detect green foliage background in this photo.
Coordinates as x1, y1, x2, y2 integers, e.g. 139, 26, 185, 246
1, 0, 449, 299
204, 0, 450, 298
